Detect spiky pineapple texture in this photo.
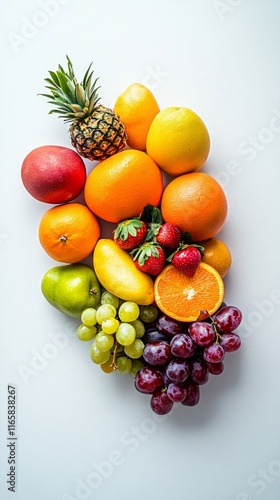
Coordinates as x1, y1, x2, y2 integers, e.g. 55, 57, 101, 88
41, 56, 127, 161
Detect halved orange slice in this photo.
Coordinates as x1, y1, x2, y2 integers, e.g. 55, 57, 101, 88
154, 263, 224, 322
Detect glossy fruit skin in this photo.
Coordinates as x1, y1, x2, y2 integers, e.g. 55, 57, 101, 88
156, 314, 183, 336
161, 172, 228, 241
21, 145, 86, 204
156, 223, 182, 249
146, 106, 210, 176
200, 237, 232, 278
93, 239, 154, 305
132, 243, 166, 276
143, 341, 173, 366
135, 367, 163, 393
38, 202, 100, 263
214, 306, 243, 333
114, 219, 147, 250
114, 83, 160, 151
188, 322, 215, 347
150, 388, 174, 415
41, 263, 101, 318
84, 149, 163, 223
181, 379, 200, 406
171, 246, 202, 277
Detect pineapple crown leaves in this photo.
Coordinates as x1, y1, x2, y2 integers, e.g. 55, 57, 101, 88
114, 218, 144, 241
131, 242, 162, 265
167, 242, 205, 262
39, 55, 102, 122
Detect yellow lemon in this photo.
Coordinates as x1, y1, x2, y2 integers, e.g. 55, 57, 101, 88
114, 83, 160, 151
93, 239, 154, 305
200, 237, 232, 278
146, 106, 210, 175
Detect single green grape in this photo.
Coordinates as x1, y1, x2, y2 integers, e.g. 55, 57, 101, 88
116, 356, 132, 374
95, 331, 115, 352
81, 308, 97, 326
129, 359, 145, 378
124, 338, 145, 359
89, 343, 111, 365
96, 304, 117, 324
129, 319, 145, 338
102, 318, 120, 334
100, 355, 115, 374
140, 304, 159, 323
115, 323, 136, 346
101, 291, 120, 309
76, 324, 97, 341
118, 301, 140, 322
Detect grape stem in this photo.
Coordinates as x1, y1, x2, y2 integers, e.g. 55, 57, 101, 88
209, 315, 222, 344
111, 341, 120, 370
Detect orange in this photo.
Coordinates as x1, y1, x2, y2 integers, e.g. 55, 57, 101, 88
38, 202, 100, 263
154, 263, 224, 322
84, 149, 163, 223
161, 172, 227, 241
200, 237, 232, 278
114, 83, 160, 151
146, 107, 210, 175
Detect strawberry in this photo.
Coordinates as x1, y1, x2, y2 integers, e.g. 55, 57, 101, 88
142, 204, 182, 249
168, 244, 204, 277
156, 223, 182, 249
113, 218, 147, 250
131, 242, 165, 276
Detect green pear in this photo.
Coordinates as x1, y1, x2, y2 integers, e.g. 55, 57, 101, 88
41, 263, 101, 318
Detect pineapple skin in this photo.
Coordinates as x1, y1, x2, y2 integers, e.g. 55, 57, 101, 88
69, 105, 127, 161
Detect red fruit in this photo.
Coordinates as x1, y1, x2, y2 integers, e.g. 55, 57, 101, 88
156, 223, 182, 249
21, 145, 86, 204
170, 245, 202, 277
114, 218, 147, 250
131, 242, 165, 276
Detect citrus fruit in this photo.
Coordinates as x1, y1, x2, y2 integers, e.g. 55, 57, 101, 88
38, 202, 100, 263
84, 149, 163, 223
154, 263, 224, 322
161, 172, 227, 241
200, 237, 232, 278
114, 83, 160, 151
21, 145, 86, 203
93, 239, 154, 305
146, 106, 210, 175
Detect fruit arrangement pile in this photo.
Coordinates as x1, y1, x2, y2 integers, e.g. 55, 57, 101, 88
21, 56, 242, 415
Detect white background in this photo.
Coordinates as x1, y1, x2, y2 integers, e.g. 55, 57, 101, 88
1, 1, 280, 499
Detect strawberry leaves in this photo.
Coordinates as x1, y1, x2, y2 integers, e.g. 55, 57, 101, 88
131, 242, 165, 276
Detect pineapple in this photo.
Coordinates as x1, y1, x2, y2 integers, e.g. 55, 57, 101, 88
41, 56, 127, 161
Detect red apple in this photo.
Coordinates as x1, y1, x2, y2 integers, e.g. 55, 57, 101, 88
21, 145, 87, 203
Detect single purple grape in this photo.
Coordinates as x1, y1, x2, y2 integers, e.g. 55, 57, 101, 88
143, 341, 173, 366
135, 367, 163, 394
142, 329, 170, 344
190, 359, 209, 385
188, 322, 215, 347
220, 333, 241, 352
206, 361, 224, 375
166, 358, 190, 383
167, 383, 187, 403
214, 306, 242, 333
150, 388, 174, 415
156, 314, 183, 336
181, 379, 200, 407
170, 333, 196, 358
204, 343, 225, 363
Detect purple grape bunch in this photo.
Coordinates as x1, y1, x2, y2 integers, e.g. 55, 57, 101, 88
135, 305, 243, 415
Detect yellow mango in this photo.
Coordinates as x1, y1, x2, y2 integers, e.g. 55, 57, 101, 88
93, 239, 154, 305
